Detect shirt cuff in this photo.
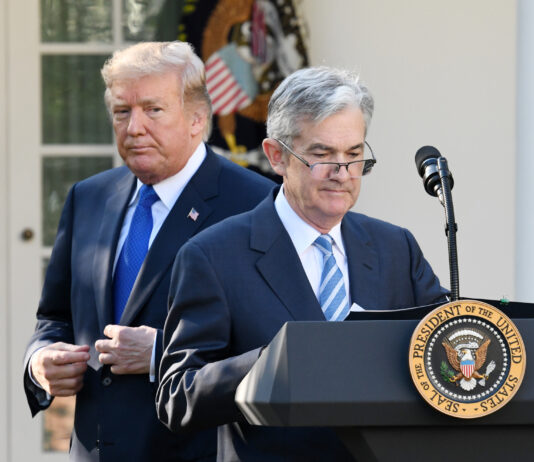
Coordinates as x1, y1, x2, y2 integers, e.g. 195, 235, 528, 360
29, 350, 52, 401
149, 335, 157, 382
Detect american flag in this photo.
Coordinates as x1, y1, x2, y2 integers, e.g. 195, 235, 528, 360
187, 208, 199, 221
205, 50, 253, 116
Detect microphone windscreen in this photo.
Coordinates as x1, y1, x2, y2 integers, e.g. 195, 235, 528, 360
415, 146, 441, 176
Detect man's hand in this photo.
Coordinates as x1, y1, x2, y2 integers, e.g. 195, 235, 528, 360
95, 325, 156, 375
31, 342, 90, 397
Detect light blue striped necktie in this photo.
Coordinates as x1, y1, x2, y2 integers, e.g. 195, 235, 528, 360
113, 184, 159, 323
313, 234, 350, 321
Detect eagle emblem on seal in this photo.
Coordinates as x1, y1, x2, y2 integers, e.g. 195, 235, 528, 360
441, 328, 496, 391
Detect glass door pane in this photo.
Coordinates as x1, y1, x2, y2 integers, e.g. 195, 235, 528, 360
42, 55, 112, 145
41, 0, 113, 43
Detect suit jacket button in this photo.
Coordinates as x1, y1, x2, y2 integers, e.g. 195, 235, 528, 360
102, 376, 112, 386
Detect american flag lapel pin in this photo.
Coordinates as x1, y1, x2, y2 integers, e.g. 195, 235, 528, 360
187, 207, 199, 221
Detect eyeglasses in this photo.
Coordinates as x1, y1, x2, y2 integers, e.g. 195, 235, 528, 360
275, 139, 376, 179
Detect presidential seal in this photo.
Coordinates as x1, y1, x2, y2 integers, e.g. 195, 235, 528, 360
409, 300, 526, 418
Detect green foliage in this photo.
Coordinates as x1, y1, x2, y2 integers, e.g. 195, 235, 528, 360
440, 361, 454, 382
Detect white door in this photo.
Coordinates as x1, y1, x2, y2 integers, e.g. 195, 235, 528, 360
4, 1, 175, 459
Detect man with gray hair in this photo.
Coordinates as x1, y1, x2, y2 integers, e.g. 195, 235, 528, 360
23, 41, 273, 461
157, 66, 448, 461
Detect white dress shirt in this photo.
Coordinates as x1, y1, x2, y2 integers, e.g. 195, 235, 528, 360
274, 186, 351, 305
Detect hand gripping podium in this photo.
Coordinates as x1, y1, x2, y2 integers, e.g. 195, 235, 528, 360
235, 301, 534, 462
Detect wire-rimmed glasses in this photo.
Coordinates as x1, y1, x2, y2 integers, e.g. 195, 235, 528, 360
275, 138, 376, 179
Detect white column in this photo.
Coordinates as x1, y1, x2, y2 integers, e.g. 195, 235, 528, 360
0, 1, 8, 461
516, 0, 534, 301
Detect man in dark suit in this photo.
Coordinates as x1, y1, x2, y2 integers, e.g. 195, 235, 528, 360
23, 41, 273, 461
157, 66, 449, 461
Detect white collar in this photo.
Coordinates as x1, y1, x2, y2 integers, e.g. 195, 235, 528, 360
274, 185, 345, 256
130, 142, 207, 209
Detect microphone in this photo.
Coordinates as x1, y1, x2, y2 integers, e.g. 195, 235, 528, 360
414, 145, 454, 204
415, 145, 459, 300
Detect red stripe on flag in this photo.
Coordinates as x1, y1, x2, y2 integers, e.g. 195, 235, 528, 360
206, 64, 228, 83
212, 81, 239, 106
207, 73, 233, 95
217, 87, 248, 115
205, 55, 223, 71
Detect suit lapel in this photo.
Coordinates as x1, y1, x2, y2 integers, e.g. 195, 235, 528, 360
93, 170, 136, 333
119, 149, 220, 326
119, 187, 213, 325
342, 214, 380, 309
252, 193, 325, 321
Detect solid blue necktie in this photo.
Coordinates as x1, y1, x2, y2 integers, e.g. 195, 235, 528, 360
313, 234, 350, 321
113, 184, 159, 323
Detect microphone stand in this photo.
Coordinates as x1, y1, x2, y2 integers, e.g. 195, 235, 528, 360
437, 157, 459, 301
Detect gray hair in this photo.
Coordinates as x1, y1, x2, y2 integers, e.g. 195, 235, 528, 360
266, 66, 374, 145
101, 41, 212, 140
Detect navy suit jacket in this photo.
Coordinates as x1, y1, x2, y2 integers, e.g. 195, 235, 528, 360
23, 147, 274, 462
157, 188, 449, 462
